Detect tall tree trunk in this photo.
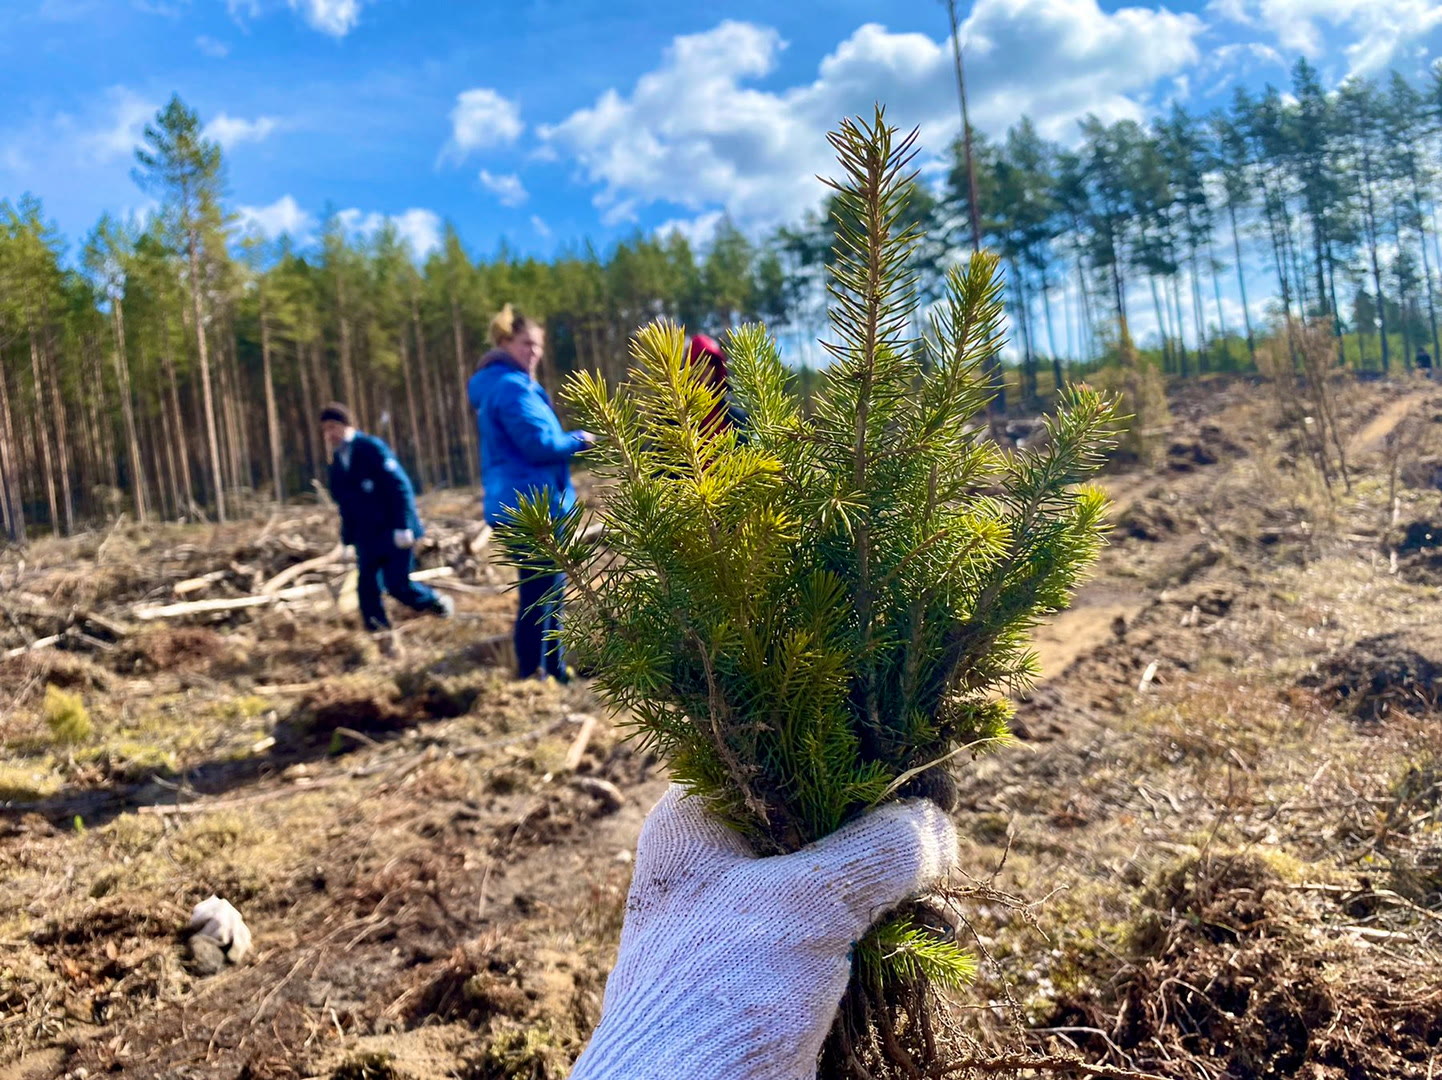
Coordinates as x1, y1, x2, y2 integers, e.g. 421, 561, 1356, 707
110, 301, 148, 522
1207, 237, 1230, 370
1148, 277, 1171, 373
399, 334, 425, 486
260, 291, 284, 504
1325, 246, 1348, 368
1227, 202, 1257, 367
92, 340, 118, 497
451, 298, 477, 485
1189, 249, 1209, 374
0, 366, 23, 543
1011, 262, 1037, 405
410, 297, 441, 488
1039, 271, 1064, 391
337, 277, 359, 417
1362, 179, 1391, 373
1410, 174, 1442, 364
148, 407, 176, 520
161, 338, 197, 513
186, 231, 226, 522
27, 325, 60, 534
1169, 271, 1190, 377
295, 341, 319, 483
224, 326, 250, 494
45, 339, 75, 535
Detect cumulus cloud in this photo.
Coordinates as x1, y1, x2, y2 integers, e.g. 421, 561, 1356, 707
225, 0, 362, 36
478, 169, 528, 207
235, 194, 314, 239
81, 87, 159, 163
1208, 0, 1442, 75
443, 88, 524, 163
205, 113, 279, 149
655, 210, 725, 251
541, 3, 1203, 229
196, 35, 230, 57
337, 207, 443, 258
288, 0, 361, 36
530, 215, 552, 238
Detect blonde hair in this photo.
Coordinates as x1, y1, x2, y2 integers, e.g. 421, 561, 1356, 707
488, 303, 538, 347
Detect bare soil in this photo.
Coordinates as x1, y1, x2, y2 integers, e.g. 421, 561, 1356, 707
4, 376, 1442, 1079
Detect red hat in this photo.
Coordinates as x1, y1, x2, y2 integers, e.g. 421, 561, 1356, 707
687, 334, 727, 381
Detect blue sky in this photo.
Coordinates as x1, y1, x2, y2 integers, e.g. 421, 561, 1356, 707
2, 0, 1440, 271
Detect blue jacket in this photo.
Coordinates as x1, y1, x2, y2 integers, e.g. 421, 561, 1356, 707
468, 350, 587, 526
327, 431, 424, 549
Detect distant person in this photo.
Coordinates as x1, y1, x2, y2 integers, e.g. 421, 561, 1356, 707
320, 402, 452, 637
1417, 347, 1433, 379
686, 333, 750, 435
468, 305, 593, 682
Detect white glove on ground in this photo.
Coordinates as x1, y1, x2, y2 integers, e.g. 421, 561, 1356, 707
392, 528, 415, 550
187, 895, 251, 964
569, 785, 957, 1080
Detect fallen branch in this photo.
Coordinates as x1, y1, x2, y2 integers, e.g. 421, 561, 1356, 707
562, 713, 599, 772
260, 544, 344, 594
3, 634, 60, 660
136, 779, 342, 816
133, 595, 278, 620
134, 566, 457, 619
174, 570, 228, 597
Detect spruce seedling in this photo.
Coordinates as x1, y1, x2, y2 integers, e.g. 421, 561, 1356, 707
499, 108, 1118, 1079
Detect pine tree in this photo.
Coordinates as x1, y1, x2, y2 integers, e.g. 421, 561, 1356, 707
133, 95, 230, 522
499, 109, 1118, 1080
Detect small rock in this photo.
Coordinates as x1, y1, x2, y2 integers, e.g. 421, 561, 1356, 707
187, 933, 227, 976
570, 776, 624, 814
186, 895, 251, 973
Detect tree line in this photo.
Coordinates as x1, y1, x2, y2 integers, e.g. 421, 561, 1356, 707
3, 57, 1442, 538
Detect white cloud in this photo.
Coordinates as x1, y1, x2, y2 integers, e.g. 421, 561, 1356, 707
655, 210, 725, 251
478, 169, 528, 207
80, 87, 159, 163
196, 34, 230, 57
236, 194, 314, 239
288, 0, 361, 36
205, 113, 278, 149
1208, 0, 1442, 75
530, 215, 552, 238
337, 207, 443, 258
443, 88, 524, 162
224, 0, 361, 35
542, 5, 1203, 230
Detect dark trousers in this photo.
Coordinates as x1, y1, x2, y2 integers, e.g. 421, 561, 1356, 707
356, 545, 440, 631
516, 564, 567, 680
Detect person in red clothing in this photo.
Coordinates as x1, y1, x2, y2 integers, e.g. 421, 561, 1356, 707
686, 334, 749, 435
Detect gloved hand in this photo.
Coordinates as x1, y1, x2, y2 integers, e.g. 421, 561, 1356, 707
392, 528, 415, 550
187, 895, 251, 964
569, 785, 957, 1080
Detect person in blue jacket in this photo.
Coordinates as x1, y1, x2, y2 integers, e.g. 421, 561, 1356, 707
467, 305, 592, 681
320, 402, 453, 634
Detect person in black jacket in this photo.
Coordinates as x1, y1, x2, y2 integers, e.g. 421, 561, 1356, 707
320, 402, 452, 633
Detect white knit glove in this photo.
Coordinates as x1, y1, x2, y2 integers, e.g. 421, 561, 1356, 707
570, 785, 957, 1080
392, 528, 415, 549
187, 895, 251, 963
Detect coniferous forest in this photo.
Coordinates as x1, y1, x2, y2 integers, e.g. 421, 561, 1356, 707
5, 57, 1442, 538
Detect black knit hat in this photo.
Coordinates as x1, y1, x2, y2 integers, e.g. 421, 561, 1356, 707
319, 402, 355, 427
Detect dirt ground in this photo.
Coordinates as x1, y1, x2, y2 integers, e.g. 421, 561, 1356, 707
4, 375, 1442, 1080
